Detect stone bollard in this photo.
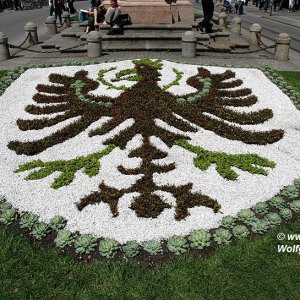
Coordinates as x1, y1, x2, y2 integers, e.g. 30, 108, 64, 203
87, 31, 102, 58
182, 31, 197, 58
45, 16, 57, 35
274, 33, 291, 61
231, 17, 242, 35
0, 32, 10, 61
61, 12, 71, 30
218, 12, 227, 29
249, 23, 261, 47
24, 22, 39, 47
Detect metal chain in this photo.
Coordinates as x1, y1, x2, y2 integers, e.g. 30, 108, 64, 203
8, 42, 87, 55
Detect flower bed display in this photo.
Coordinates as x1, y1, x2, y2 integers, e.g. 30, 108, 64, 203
0, 58, 300, 261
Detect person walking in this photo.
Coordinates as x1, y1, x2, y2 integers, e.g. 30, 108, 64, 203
53, 0, 64, 25
197, 0, 214, 33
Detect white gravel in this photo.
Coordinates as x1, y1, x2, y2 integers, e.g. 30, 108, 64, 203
0, 60, 300, 243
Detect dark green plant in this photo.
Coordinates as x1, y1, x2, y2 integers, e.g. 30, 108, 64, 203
54, 229, 74, 248
237, 208, 256, 224
254, 202, 269, 215
188, 229, 211, 249
232, 225, 249, 238
290, 200, 300, 213
220, 216, 236, 228
50, 216, 67, 230
31, 222, 51, 240
143, 240, 163, 255
279, 208, 292, 220
167, 235, 189, 255
19, 212, 39, 229
269, 196, 285, 209
251, 219, 269, 234
98, 239, 120, 258
265, 213, 282, 227
122, 241, 141, 257
74, 234, 97, 254
0, 208, 18, 224
213, 228, 232, 245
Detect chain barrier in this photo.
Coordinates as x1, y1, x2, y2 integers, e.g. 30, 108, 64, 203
8, 41, 87, 56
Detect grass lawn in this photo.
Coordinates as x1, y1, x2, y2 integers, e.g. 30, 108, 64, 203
0, 68, 299, 299
1, 221, 300, 299
277, 71, 300, 93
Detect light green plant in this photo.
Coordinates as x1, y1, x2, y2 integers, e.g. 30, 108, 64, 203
251, 219, 269, 234
143, 240, 163, 255
279, 208, 292, 220
269, 196, 285, 209
188, 229, 211, 249
281, 185, 299, 200
122, 241, 141, 257
74, 234, 97, 254
0, 208, 18, 224
232, 225, 249, 238
213, 228, 232, 245
220, 216, 236, 228
290, 200, 300, 213
50, 216, 67, 230
99, 239, 120, 258
167, 235, 189, 255
54, 229, 74, 248
0, 201, 12, 212
237, 208, 256, 224
163, 68, 183, 91
19, 212, 39, 229
265, 213, 282, 227
31, 222, 51, 240
254, 202, 269, 215
176, 140, 275, 181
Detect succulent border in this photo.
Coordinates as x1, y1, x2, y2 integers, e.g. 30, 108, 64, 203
0, 59, 300, 262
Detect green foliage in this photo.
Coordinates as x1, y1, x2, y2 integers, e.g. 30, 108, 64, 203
290, 200, 300, 213
213, 228, 232, 245
19, 212, 39, 229
251, 219, 269, 234
54, 229, 74, 248
113, 68, 140, 82
133, 57, 163, 69
98, 67, 127, 90
50, 216, 67, 230
279, 208, 293, 220
281, 185, 299, 200
31, 222, 51, 240
237, 208, 256, 224
122, 241, 141, 257
74, 234, 97, 255
143, 240, 163, 255
15, 145, 115, 189
220, 216, 236, 228
167, 235, 189, 255
265, 213, 282, 227
232, 225, 249, 238
0, 208, 18, 224
254, 202, 269, 215
269, 196, 285, 209
188, 229, 211, 249
163, 68, 183, 90
176, 140, 276, 181
70, 80, 112, 108
0, 201, 12, 212
98, 239, 120, 258
177, 77, 212, 104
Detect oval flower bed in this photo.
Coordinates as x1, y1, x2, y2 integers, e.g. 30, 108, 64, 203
0, 58, 300, 261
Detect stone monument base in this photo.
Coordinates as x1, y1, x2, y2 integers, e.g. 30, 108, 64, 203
103, 0, 194, 24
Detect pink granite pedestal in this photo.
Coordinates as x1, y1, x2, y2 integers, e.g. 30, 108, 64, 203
103, 0, 194, 24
